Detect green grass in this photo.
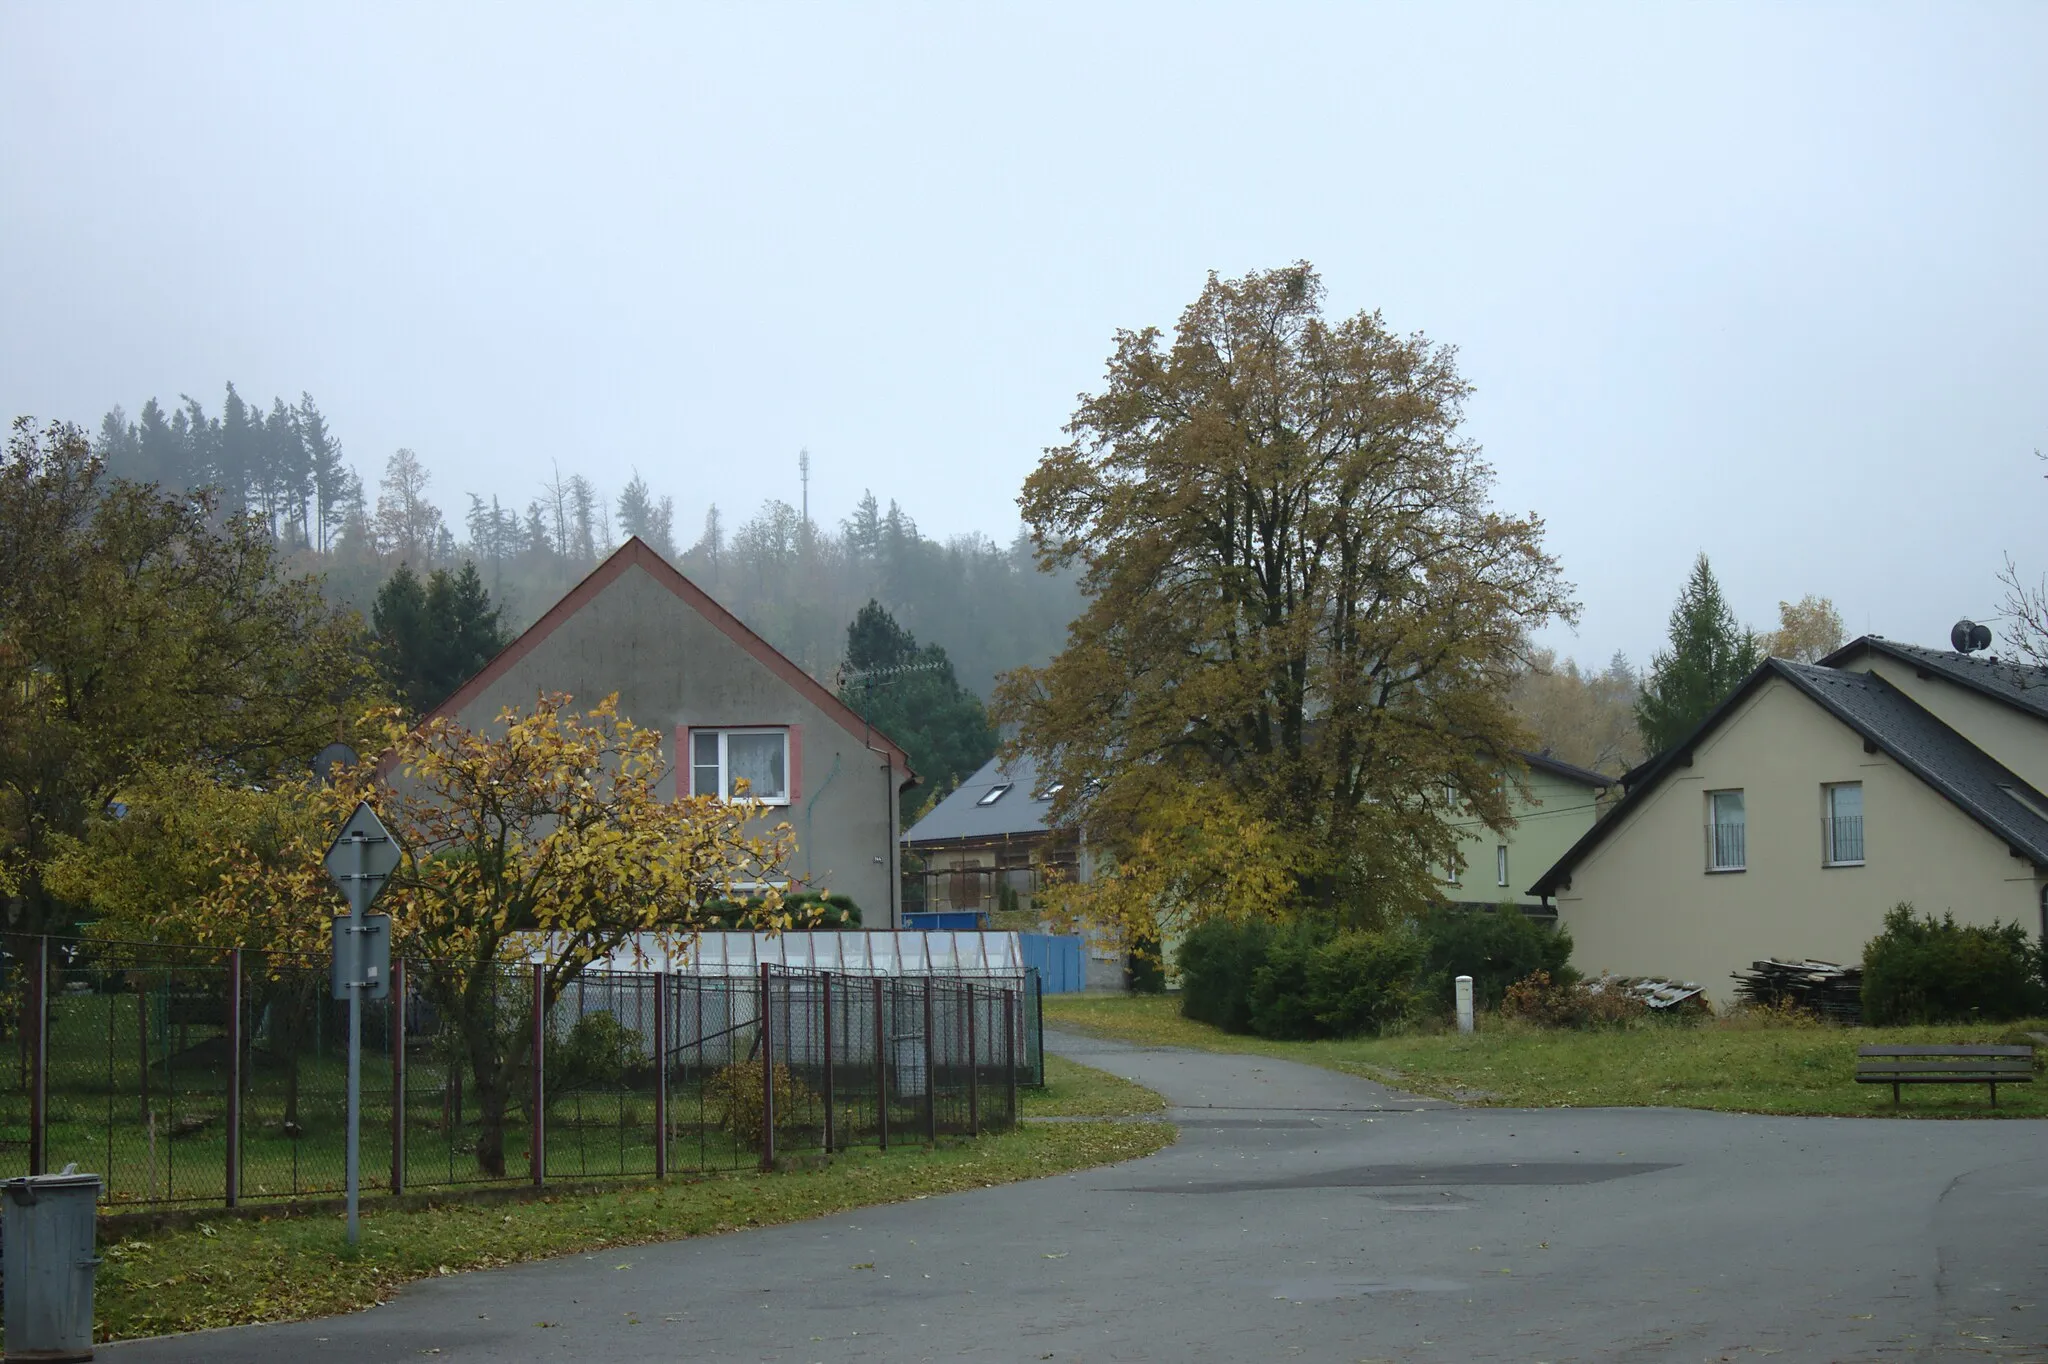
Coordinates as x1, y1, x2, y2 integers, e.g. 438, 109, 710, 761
80, 1056, 1173, 1343
1045, 993, 2048, 1118
1021, 1052, 1168, 1118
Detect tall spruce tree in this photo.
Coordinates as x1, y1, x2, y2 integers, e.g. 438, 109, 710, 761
616, 472, 676, 558
1634, 554, 1763, 756
840, 600, 996, 821
372, 561, 511, 716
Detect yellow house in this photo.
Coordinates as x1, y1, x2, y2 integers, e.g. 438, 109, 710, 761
1531, 638, 2048, 1000
1437, 751, 1616, 908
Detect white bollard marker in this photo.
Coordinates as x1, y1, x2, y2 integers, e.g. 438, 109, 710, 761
1455, 975, 1475, 1034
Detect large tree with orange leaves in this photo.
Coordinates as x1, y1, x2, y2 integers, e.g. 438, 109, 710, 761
996, 264, 1576, 943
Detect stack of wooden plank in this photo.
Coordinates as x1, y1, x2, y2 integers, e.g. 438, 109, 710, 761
1730, 958, 1863, 1021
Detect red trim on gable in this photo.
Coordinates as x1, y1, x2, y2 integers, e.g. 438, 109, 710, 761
427, 539, 916, 781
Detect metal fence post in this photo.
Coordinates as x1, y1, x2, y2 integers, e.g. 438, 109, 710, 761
227, 948, 242, 1207
1004, 989, 1018, 1128
136, 980, 151, 1125
759, 962, 776, 1172
652, 970, 668, 1179
390, 956, 406, 1196
531, 963, 546, 1188
820, 971, 835, 1153
922, 978, 937, 1144
29, 935, 47, 1176
873, 976, 888, 1152
966, 981, 979, 1138
1035, 969, 1045, 1087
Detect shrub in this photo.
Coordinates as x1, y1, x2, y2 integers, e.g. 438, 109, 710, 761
1501, 971, 1648, 1029
1177, 918, 1281, 1033
1861, 902, 2046, 1024
1419, 906, 1575, 1010
1304, 927, 1429, 1036
548, 1009, 646, 1094
706, 1057, 819, 1147
1247, 925, 1325, 1039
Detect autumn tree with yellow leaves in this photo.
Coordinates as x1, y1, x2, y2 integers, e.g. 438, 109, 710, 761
60, 693, 795, 1176
996, 264, 1576, 946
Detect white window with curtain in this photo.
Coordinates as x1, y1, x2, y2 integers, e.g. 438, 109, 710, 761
690, 728, 790, 805
1496, 845, 1509, 887
1823, 782, 1864, 865
1707, 790, 1746, 871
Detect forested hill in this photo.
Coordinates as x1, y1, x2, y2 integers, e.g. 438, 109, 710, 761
85, 385, 1079, 699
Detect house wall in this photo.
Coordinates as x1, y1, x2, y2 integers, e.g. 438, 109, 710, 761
441, 563, 905, 923
1548, 675, 2044, 1000
1842, 654, 2048, 796
1439, 768, 1606, 906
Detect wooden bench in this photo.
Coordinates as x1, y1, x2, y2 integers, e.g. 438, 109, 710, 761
1855, 1045, 2035, 1107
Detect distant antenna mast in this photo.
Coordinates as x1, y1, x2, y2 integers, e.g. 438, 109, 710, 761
798, 448, 811, 528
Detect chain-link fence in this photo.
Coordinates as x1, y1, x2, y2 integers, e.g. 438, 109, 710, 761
0, 938, 1045, 1210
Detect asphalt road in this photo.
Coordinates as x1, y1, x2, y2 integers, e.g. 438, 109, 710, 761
109, 1030, 2048, 1362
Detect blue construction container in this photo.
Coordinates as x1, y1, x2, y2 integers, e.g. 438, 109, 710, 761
1019, 934, 1085, 993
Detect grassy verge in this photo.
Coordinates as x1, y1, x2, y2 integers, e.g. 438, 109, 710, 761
1045, 993, 2048, 1118
1022, 1052, 1168, 1118
88, 1060, 1172, 1343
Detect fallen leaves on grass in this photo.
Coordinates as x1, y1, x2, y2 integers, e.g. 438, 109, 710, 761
95, 1121, 1172, 1343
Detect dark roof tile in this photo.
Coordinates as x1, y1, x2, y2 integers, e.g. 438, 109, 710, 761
902, 753, 1054, 845
1820, 636, 2048, 721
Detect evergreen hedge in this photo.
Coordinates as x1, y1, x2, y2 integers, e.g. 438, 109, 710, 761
1860, 902, 2045, 1024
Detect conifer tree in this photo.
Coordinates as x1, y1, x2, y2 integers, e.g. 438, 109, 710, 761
298, 393, 348, 552
1634, 553, 1763, 756
372, 561, 510, 716
841, 600, 996, 821
616, 472, 676, 557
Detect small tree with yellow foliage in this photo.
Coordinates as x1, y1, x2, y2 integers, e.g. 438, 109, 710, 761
67, 692, 795, 1177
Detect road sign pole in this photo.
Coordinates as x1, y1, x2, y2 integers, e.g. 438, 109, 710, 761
324, 800, 401, 1249
347, 830, 365, 1245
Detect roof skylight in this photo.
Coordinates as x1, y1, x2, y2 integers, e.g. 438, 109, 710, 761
977, 783, 1012, 806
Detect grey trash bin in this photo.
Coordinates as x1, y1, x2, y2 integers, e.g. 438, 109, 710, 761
2, 1170, 102, 1363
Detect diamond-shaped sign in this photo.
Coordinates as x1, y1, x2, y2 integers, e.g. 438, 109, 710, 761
324, 801, 402, 910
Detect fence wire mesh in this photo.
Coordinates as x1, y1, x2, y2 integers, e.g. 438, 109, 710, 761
0, 939, 1045, 1209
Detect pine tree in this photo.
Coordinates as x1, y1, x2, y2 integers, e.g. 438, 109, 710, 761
616, 472, 677, 558
264, 397, 309, 544
567, 475, 599, 562
842, 490, 883, 561
93, 406, 143, 481
1634, 553, 1763, 756
217, 382, 258, 516
840, 600, 997, 821
298, 393, 348, 553
372, 560, 511, 716
175, 396, 218, 493
696, 504, 725, 583
137, 398, 179, 490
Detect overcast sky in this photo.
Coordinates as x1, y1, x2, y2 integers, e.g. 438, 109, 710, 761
4, 2, 2044, 667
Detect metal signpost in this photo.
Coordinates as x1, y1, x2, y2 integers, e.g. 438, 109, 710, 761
324, 801, 399, 1244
